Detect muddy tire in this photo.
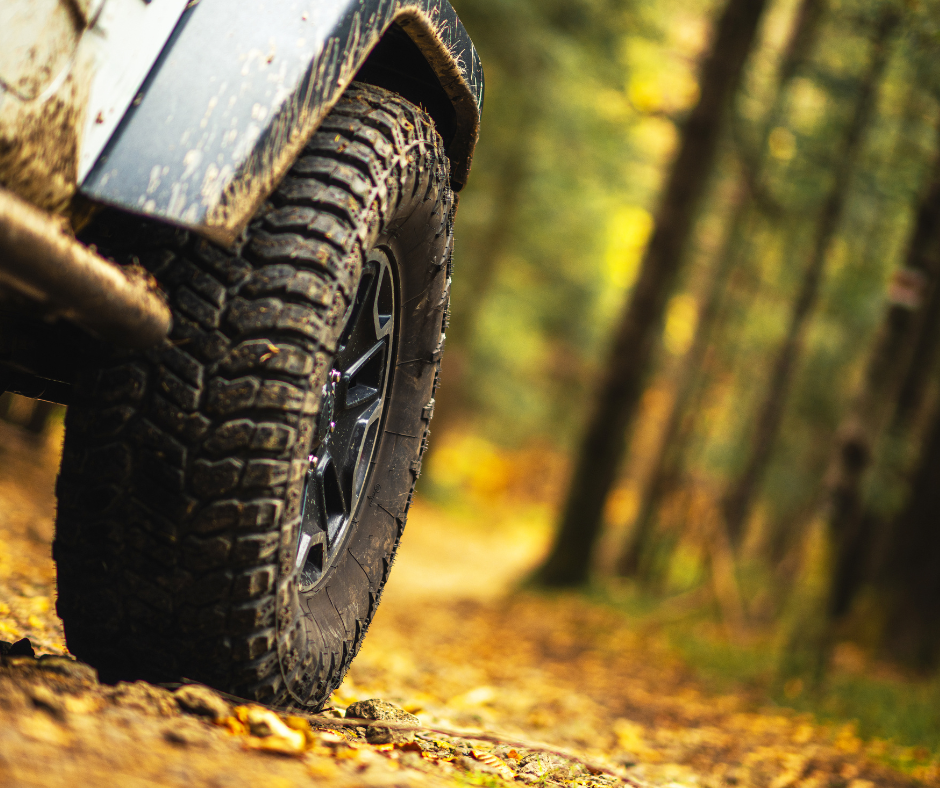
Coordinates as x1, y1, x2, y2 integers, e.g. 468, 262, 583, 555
53, 83, 452, 707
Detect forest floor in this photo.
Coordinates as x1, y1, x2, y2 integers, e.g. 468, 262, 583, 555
0, 418, 936, 787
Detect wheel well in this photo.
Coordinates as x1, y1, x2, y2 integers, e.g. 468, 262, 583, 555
354, 23, 459, 156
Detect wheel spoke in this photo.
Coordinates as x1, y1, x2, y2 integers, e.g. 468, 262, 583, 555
338, 340, 386, 412
295, 526, 326, 588
348, 398, 383, 509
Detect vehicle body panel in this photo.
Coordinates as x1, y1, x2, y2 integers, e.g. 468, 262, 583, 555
78, 0, 192, 181
0, 0, 189, 213
79, 0, 484, 246
1, 0, 482, 246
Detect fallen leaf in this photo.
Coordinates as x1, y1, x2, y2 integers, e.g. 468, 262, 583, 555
239, 706, 306, 754
471, 748, 515, 780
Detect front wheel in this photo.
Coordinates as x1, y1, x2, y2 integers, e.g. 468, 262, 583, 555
53, 83, 453, 707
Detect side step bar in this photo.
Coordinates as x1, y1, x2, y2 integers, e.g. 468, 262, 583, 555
0, 188, 171, 348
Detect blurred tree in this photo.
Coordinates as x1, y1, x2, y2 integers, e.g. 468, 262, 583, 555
446, 135, 530, 353
824, 119, 940, 623
431, 0, 635, 446
427, 96, 535, 436
427, 0, 544, 436
617, 0, 826, 581
537, 0, 771, 586
721, 7, 899, 549
754, 37, 940, 576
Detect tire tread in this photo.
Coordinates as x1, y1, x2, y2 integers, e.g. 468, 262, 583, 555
55, 83, 452, 707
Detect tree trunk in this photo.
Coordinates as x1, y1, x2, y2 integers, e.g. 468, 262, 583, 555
880, 398, 940, 669
769, 74, 938, 569
617, 0, 825, 579
537, 0, 771, 586
722, 10, 898, 548
825, 122, 940, 620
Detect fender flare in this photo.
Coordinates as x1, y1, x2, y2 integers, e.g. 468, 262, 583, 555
78, 0, 484, 247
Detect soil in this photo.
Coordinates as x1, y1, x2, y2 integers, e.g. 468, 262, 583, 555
0, 417, 934, 787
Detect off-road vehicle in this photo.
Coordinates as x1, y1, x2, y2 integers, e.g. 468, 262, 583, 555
0, 0, 482, 708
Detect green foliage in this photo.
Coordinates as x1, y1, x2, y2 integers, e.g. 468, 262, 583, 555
589, 583, 940, 771
447, 0, 719, 446
447, 0, 940, 693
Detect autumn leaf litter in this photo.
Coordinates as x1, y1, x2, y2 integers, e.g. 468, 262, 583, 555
0, 420, 935, 787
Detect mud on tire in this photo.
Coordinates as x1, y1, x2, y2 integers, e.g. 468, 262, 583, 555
53, 83, 453, 707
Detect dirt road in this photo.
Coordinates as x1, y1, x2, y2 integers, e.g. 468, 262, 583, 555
0, 418, 931, 787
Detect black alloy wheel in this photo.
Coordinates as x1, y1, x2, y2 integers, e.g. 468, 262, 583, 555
298, 252, 396, 591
